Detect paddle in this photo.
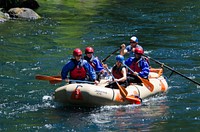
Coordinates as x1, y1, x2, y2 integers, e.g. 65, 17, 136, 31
104, 67, 141, 104
123, 63, 154, 92
101, 48, 120, 63
35, 75, 95, 84
36, 48, 121, 84
104, 67, 128, 97
48, 75, 62, 84
143, 55, 200, 86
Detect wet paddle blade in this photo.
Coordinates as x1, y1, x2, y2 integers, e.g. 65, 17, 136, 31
35, 75, 62, 81
49, 80, 62, 84
138, 76, 154, 92
117, 83, 128, 98
51, 75, 62, 78
123, 63, 154, 92
35, 75, 53, 80
126, 95, 141, 104
49, 76, 62, 84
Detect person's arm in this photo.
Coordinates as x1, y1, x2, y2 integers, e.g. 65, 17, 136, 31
61, 61, 73, 80
114, 67, 127, 82
125, 57, 139, 76
83, 60, 98, 83
138, 59, 150, 78
94, 58, 104, 72
131, 44, 142, 52
124, 57, 133, 68
120, 44, 128, 56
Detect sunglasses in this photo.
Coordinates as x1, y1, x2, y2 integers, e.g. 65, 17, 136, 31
135, 53, 142, 55
76, 55, 82, 57
130, 41, 136, 43
86, 52, 93, 54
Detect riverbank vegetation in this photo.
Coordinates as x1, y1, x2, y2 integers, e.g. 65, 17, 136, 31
0, 0, 39, 11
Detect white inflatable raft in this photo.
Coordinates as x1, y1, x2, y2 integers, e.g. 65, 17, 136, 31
53, 68, 168, 107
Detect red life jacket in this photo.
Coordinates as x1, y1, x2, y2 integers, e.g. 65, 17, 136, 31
112, 65, 124, 79
70, 60, 87, 80
129, 59, 142, 73
84, 56, 96, 69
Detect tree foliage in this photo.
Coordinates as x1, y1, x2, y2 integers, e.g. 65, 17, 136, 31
0, 0, 39, 11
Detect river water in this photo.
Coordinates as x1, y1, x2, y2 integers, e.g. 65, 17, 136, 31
0, 0, 200, 131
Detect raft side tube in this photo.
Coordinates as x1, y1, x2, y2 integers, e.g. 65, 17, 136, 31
54, 83, 128, 106
53, 74, 168, 106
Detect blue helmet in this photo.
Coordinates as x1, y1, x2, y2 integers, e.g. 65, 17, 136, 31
116, 55, 124, 63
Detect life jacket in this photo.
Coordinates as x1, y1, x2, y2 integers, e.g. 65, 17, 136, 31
143, 57, 150, 65
129, 59, 142, 73
112, 65, 124, 79
70, 59, 87, 80
84, 56, 96, 69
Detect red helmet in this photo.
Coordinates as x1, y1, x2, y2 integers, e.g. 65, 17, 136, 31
85, 47, 94, 54
135, 47, 144, 55
73, 48, 82, 56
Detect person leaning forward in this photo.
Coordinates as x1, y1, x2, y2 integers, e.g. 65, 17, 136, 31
120, 36, 143, 57
61, 48, 99, 85
105, 55, 128, 88
124, 47, 149, 84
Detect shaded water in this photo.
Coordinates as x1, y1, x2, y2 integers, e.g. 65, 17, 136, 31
0, 0, 200, 131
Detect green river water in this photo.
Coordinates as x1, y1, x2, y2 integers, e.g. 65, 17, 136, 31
0, 0, 200, 131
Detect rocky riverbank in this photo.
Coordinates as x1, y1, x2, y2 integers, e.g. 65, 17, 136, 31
0, 0, 40, 23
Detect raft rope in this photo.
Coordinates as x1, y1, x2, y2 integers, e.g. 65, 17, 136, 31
134, 85, 141, 99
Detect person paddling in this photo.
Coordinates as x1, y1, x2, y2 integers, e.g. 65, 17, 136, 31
120, 36, 143, 57
105, 55, 128, 88
84, 46, 105, 81
84, 46, 104, 73
61, 48, 99, 85
124, 47, 149, 84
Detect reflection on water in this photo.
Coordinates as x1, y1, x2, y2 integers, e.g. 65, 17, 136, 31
24, 94, 169, 131
86, 95, 169, 131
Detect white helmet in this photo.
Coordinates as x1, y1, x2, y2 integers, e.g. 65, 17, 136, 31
130, 36, 138, 43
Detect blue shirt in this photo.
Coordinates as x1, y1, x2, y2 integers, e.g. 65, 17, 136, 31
61, 59, 97, 81
84, 55, 104, 73
126, 44, 143, 57
124, 57, 149, 78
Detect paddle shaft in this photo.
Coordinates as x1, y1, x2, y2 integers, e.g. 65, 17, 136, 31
101, 48, 120, 63
36, 48, 120, 84
104, 67, 141, 104
143, 55, 200, 86
35, 75, 95, 84
123, 63, 154, 92
104, 67, 128, 97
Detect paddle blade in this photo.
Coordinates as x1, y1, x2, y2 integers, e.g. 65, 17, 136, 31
35, 75, 53, 80
126, 95, 141, 104
117, 83, 128, 98
138, 77, 154, 92
51, 75, 62, 78
123, 63, 154, 92
35, 75, 62, 81
49, 76, 62, 84
49, 80, 62, 84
